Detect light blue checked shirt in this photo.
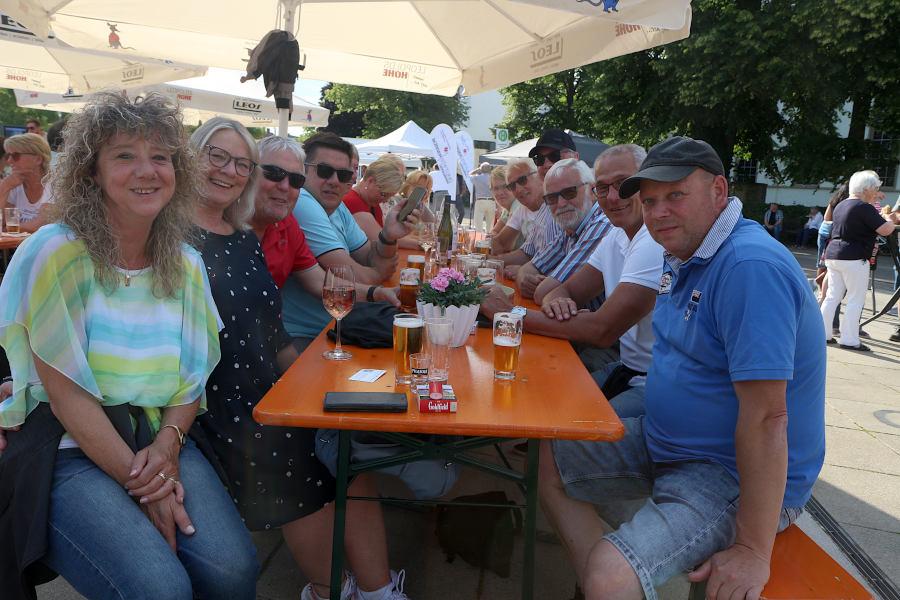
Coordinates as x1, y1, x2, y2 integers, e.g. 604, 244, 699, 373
520, 204, 564, 258
531, 202, 611, 282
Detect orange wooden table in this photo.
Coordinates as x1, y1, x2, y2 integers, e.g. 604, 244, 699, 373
254, 247, 622, 599
0, 233, 29, 272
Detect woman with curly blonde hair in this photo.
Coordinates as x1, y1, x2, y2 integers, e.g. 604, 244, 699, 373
1, 132, 53, 232
0, 92, 257, 599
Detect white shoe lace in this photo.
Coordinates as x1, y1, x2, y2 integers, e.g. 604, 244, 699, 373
386, 569, 409, 600
300, 571, 358, 600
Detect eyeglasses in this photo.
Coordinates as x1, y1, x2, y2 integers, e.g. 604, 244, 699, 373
505, 171, 537, 192
594, 179, 625, 199
261, 164, 305, 189
204, 144, 256, 177
305, 162, 354, 184
7, 152, 36, 161
543, 182, 591, 206
531, 149, 561, 167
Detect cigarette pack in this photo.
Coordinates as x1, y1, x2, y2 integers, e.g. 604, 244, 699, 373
415, 383, 458, 413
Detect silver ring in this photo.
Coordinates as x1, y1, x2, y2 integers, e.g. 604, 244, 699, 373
157, 471, 167, 482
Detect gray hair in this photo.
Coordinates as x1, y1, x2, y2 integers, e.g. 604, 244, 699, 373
505, 157, 536, 178
848, 170, 882, 196
189, 117, 259, 230
594, 143, 647, 172
257, 135, 305, 164
545, 158, 594, 191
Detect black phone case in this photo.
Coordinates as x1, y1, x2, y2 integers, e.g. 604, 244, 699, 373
397, 188, 426, 221
323, 392, 409, 412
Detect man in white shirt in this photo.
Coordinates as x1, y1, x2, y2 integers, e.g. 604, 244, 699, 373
796, 206, 824, 247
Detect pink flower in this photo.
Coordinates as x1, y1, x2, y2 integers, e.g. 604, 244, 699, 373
438, 267, 465, 283
430, 275, 450, 292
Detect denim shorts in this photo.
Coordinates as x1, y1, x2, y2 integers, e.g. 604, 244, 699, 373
552, 417, 801, 600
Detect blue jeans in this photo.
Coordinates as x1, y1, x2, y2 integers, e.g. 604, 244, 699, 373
553, 418, 800, 600
42, 441, 258, 600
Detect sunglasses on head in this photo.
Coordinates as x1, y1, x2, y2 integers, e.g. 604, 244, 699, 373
543, 182, 591, 206
305, 162, 354, 184
506, 171, 537, 192
531, 149, 561, 167
261, 164, 305, 189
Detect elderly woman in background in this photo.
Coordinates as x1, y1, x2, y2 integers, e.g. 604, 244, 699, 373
0, 133, 54, 232
189, 119, 409, 600
343, 153, 406, 241
0, 93, 257, 600
821, 170, 896, 351
397, 168, 435, 250
488, 165, 525, 253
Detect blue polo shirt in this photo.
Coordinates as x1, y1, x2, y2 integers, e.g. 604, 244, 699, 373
281, 189, 369, 339
644, 198, 825, 508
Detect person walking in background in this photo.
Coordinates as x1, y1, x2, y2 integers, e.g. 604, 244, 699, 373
820, 170, 896, 351
763, 202, 784, 240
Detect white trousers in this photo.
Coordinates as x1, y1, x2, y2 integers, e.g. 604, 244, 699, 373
472, 198, 497, 233
821, 258, 869, 347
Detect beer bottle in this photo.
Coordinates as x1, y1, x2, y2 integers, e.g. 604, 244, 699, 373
437, 198, 454, 264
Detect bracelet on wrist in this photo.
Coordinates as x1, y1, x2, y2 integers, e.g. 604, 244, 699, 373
367, 286, 378, 302
378, 230, 397, 246
160, 424, 186, 447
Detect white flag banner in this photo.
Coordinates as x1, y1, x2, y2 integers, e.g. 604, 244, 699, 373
455, 130, 475, 199
431, 124, 458, 202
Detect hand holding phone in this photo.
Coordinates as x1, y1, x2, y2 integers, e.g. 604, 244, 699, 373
397, 186, 427, 222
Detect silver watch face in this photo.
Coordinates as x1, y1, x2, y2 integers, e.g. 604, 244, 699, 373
511, 306, 527, 317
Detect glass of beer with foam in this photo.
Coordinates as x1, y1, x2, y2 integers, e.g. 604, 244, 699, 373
399, 267, 420, 313
493, 312, 523, 380
407, 254, 426, 282
393, 314, 424, 384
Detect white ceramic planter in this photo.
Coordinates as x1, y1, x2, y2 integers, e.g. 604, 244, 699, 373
415, 302, 479, 347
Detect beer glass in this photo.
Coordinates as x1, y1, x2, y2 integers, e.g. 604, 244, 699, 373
322, 265, 356, 360
406, 255, 426, 283
493, 312, 523, 380
425, 317, 452, 382
399, 267, 420, 313
483, 259, 504, 282
473, 237, 491, 256
409, 353, 431, 388
4, 208, 20, 234
393, 314, 424, 384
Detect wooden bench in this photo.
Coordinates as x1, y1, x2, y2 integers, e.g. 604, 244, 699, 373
689, 525, 872, 599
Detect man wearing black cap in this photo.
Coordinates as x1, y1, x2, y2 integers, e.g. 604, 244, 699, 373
540, 137, 826, 600
528, 127, 579, 180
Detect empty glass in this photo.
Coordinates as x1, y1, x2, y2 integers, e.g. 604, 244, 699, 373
425, 317, 452, 382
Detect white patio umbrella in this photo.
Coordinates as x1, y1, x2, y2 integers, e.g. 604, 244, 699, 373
0, 0, 692, 134
0, 12, 205, 93
15, 82, 329, 128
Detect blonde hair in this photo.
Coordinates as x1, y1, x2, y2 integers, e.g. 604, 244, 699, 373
490, 166, 507, 186
189, 117, 259, 230
364, 154, 405, 197
51, 92, 201, 298
4, 133, 51, 176
399, 169, 433, 198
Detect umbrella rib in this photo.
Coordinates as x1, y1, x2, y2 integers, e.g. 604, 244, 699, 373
408, 1, 461, 71
483, 0, 542, 41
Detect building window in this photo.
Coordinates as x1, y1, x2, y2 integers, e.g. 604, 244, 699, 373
868, 130, 898, 188
733, 158, 758, 184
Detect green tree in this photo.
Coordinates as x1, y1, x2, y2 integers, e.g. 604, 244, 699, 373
0, 89, 62, 132
324, 84, 469, 138
318, 82, 365, 137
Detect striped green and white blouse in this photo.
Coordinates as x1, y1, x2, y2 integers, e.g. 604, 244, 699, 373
0, 224, 222, 439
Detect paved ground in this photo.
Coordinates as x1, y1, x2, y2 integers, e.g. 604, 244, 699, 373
36, 247, 900, 599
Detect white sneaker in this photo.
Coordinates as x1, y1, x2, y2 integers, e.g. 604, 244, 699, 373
300, 572, 358, 600
385, 569, 410, 600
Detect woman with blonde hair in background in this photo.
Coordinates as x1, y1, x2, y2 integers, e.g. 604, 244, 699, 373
397, 169, 435, 250
343, 153, 406, 240
489, 165, 524, 254
0, 133, 54, 232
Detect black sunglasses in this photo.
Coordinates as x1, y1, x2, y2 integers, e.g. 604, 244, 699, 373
506, 171, 537, 192
261, 164, 305, 189
531, 149, 561, 167
305, 162, 354, 184
543, 182, 591, 206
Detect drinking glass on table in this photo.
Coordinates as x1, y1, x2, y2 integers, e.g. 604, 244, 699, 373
322, 265, 356, 360
393, 314, 425, 384
398, 267, 420, 313
3, 208, 20, 234
493, 312, 523, 380
425, 317, 452, 383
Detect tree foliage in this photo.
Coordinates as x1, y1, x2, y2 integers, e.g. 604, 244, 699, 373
499, 0, 900, 185
323, 83, 469, 138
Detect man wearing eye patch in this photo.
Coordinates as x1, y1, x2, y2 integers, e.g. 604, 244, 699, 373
282, 132, 418, 347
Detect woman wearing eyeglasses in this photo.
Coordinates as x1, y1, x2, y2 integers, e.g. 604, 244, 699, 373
488, 165, 524, 252
342, 153, 406, 241
0, 133, 54, 233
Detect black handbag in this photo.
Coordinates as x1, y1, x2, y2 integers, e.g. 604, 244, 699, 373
326, 302, 400, 348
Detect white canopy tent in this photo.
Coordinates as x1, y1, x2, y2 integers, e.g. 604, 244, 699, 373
0, 0, 693, 136
15, 82, 329, 128
0, 12, 205, 93
355, 121, 433, 158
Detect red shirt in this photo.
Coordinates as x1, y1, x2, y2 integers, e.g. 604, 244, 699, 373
260, 213, 317, 288
342, 188, 383, 227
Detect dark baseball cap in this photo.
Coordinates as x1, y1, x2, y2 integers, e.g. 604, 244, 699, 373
528, 128, 576, 158
618, 136, 725, 198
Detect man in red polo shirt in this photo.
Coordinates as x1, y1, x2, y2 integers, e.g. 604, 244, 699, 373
251, 136, 400, 315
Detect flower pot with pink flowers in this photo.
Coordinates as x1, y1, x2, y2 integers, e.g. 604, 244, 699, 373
416, 267, 488, 347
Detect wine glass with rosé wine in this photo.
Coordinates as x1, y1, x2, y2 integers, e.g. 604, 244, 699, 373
322, 265, 356, 360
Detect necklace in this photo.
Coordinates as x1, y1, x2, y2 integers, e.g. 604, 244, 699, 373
120, 265, 149, 287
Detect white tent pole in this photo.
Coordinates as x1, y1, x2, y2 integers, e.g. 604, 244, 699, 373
278, 0, 301, 138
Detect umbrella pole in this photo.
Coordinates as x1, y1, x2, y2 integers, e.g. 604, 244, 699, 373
278, 0, 301, 138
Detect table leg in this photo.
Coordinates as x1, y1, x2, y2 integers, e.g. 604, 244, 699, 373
522, 438, 539, 600
329, 430, 352, 598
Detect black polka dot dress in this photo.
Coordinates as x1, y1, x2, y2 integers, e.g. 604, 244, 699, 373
194, 228, 335, 531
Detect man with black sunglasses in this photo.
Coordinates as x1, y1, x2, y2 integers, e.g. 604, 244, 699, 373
528, 128, 579, 180
283, 132, 418, 346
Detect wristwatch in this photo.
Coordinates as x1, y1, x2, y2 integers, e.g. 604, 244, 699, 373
367, 285, 379, 302
377, 230, 397, 246
511, 306, 527, 318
